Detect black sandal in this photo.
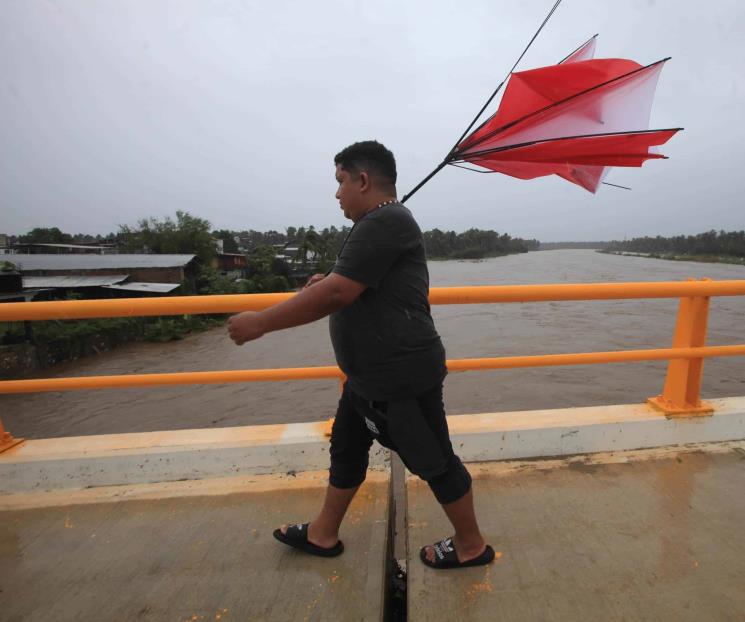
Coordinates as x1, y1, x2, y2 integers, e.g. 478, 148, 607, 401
273, 523, 344, 558
420, 537, 495, 569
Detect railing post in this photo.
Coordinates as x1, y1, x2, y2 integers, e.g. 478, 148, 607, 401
0, 418, 24, 453
648, 283, 714, 417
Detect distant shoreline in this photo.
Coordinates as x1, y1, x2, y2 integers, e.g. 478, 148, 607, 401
427, 250, 528, 261
598, 249, 745, 266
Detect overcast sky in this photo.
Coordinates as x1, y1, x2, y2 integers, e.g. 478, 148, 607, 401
1, 0, 743, 242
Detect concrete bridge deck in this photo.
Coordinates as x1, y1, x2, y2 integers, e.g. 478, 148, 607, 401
407, 444, 745, 622
0, 471, 389, 622
2, 399, 745, 621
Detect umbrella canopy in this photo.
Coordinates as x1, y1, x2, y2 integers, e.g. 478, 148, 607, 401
450, 37, 681, 193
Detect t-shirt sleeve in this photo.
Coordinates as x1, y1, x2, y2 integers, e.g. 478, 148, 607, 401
332, 216, 415, 288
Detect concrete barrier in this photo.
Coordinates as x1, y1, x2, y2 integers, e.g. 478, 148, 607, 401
2, 397, 743, 495
448, 396, 745, 462
0, 420, 388, 494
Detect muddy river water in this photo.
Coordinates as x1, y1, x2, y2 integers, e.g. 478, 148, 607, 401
2, 250, 744, 438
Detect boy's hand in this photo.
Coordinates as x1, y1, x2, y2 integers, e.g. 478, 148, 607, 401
227, 311, 266, 345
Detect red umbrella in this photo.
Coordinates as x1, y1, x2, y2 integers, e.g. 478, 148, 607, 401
402, 5, 681, 200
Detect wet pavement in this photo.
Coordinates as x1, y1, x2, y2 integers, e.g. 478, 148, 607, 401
407, 445, 745, 622
3, 443, 745, 621
0, 474, 389, 622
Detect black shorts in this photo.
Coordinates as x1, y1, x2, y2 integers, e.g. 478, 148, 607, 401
328, 382, 471, 505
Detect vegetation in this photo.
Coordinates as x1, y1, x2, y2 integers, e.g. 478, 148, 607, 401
18, 227, 74, 244
212, 229, 239, 253
242, 247, 292, 293
423, 229, 539, 259
603, 230, 745, 264
5, 216, 539, 365
118, 211, 216, 263
223, 225, 537, 265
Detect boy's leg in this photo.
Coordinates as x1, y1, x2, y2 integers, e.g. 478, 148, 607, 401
396, 384, 487, 564
278, 384, 373, 548
281, 483, 360, 548
422, 487, 486, 564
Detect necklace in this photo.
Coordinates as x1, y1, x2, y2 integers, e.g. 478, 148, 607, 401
374, 198, 398, 210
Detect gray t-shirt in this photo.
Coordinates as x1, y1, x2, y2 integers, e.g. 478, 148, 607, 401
330, 202, 446, 401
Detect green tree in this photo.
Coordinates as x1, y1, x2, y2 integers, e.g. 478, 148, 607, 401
118, 211, 215, 263
20, 227, 73, 244
212, 229, 239, 253
243, 246, 290, 293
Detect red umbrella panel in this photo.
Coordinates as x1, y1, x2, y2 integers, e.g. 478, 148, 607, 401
451, 41, 681, 193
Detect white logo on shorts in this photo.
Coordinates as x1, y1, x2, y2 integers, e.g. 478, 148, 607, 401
364, 417, 380, 435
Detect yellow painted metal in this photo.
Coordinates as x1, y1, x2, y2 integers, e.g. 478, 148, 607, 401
2, 280, 745, 321
0, 418, 24, 454
648, 293, 714, 417
446, 345, 745, 371
0, 365, 343, 394
427, 280, 745, 305
1, 278, 744, 439
0, 291, 292, 321
1, 344, 744, 395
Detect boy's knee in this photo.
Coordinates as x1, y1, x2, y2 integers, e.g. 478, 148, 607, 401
329, 457, 369, 489
426, 456, 472, 505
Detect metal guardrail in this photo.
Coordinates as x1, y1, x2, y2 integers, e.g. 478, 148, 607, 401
1, 279, 744, 320
1, 279, 745, 450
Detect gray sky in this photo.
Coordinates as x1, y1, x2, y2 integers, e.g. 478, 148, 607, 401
1, 0, 743, 242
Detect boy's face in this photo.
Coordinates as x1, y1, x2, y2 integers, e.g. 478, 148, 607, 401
334, 164, 367, 222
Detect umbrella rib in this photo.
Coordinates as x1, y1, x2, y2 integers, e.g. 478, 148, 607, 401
446, 0, 565, 157
401, 0, 565, 204
452, 128, 683, 161
450, 164, 635, 190
449, 163, 499, 174
457, 58, 672, 154
451, 32, 600, 156
557, 34, 598, 64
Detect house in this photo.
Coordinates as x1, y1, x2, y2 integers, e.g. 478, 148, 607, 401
10, 254, 199, 297
12, 243, 115, 254
212, 253, 247, 279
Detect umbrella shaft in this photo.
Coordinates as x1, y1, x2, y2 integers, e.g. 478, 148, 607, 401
401, 160, 448, 204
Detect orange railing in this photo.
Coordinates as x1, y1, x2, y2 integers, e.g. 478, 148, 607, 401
1, 279, 745, 450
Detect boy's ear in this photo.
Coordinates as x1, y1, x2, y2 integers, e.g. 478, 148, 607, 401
358, 171, 371, 192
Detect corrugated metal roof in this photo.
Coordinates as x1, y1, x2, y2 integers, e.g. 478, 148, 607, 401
12, 254, 197, 271
23, 275, 129, 288
14, 243, 113, 250
102, 282, 180, 293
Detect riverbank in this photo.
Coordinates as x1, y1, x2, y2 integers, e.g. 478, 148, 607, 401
0, 315, 224, 379
428, 250, 528, 261
599, 249, 745, 266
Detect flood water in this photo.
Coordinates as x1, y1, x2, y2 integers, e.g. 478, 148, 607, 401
2, 250, 744, 438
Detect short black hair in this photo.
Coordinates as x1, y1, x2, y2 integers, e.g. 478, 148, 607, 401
334, 140, 397, 189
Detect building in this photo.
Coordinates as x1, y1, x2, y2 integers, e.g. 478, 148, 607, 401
12, 242, 116, 254
212, 253, 248, 279
7, 254, 199, 297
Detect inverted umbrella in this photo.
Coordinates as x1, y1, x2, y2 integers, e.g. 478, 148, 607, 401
401, 3, 681, 200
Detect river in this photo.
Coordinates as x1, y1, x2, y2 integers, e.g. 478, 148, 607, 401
2, 250, 744, 438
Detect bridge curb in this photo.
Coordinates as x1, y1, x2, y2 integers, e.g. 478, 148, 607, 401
1, 397, 743, 494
